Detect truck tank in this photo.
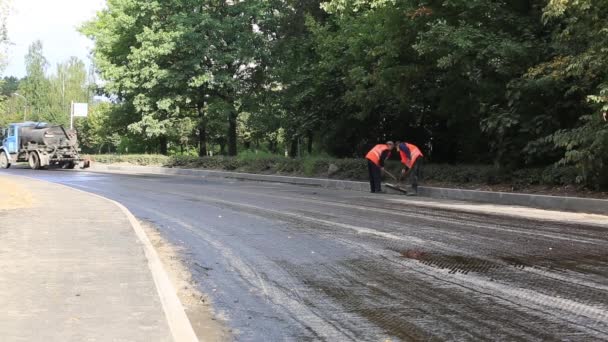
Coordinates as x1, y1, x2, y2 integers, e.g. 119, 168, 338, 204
19, 123, 79, 150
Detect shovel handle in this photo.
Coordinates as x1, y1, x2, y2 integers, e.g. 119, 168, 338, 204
383, 169, 398, 181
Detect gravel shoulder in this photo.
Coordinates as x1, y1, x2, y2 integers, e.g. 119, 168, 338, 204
0, 175, 34, 210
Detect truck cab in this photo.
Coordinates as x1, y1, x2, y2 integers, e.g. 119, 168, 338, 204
0, 123, 26, 169
3, 123, 21, 150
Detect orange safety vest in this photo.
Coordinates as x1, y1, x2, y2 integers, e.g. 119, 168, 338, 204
399, 143, 423, 169
366, 144, 391, 166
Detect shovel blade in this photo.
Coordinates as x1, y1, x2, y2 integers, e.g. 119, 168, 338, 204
386, 183, 408, 194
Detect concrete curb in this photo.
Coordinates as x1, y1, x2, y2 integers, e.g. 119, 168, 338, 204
87, 164, 608, 215
18, 174, 199, 342
93, 164, 372, 192
99, 197, 200, 342
417, 187, 608, 215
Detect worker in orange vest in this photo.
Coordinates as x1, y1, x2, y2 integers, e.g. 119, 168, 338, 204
365, 141, 394, 193
397, 141, 424, 195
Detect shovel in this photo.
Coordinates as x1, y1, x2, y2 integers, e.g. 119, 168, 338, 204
382, 169, 398, 181
384, 169, 408, 194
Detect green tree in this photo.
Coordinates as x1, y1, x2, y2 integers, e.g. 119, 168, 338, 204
412, 1, 545, 165
83, 0, 269, 156
0, 77, 24, 126
77, 0, 608, 190
0, 0, 11, 118
19, 40, 51, 121
35, 57, 91, 126
1, 76, 19, 96
529, 0, 608, 188
259, 0, 327, 156
0, 0, 8, 69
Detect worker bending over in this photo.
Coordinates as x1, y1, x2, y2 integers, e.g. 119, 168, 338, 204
365, 141, 394, 193
397, 141, 424, 195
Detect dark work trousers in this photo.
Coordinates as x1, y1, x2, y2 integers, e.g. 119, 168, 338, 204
367, 160, 382, 193
408, 158, 423, 192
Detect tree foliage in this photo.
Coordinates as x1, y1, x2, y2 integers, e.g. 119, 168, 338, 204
82, 0, 268, 156
0, 0, 11, 116
538, 0, 608, 187
73, 0, 608, 188
1, 41, 94, 129
0, 0, 8, 69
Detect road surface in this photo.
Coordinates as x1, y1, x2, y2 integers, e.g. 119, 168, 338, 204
3, 168, 608, 341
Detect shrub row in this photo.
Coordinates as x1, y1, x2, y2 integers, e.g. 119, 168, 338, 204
89, 154, 171, 166
87, 154, 579, 187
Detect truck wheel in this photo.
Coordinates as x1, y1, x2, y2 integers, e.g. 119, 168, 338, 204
28, 152, 41, 170
62, 162, 76, 170
0, 152, 10, 169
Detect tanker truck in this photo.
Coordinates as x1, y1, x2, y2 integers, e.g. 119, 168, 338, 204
0, 122, 90, 170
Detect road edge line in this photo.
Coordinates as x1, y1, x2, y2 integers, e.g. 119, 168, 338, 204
12, 174, 199, 342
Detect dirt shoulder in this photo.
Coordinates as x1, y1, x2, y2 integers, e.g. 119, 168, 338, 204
0, 176, 34, 210
139, 220, 232, 342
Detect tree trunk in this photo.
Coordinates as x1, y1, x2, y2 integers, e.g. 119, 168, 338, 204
307, 131, 313, 155
159, 136, 168, 155
198, 105, 207, 157
289, 138, 298, 158
228, 110, 238, 156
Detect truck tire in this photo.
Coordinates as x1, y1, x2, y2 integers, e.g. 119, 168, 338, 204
28, 152, 41, 170
0, 151, 10, 169
62, 161, 76, 169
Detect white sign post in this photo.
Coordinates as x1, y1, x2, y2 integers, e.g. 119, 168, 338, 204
70, 102, 89, 129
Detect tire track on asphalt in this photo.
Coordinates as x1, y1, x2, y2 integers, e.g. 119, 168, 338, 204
133, 182, 608, 293
136, 207, 387, 342
154, 181, 608, 246
153, 189, 608, 336
111, 180, 608, 306
335, 237, 608, 340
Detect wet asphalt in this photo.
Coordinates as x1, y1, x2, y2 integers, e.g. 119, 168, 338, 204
3, 167, 608, 341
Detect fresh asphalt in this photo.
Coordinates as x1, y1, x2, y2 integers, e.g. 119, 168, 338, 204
4, 167, 608, 341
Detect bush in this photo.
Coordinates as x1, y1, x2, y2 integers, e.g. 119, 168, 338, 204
423, 164, 497, 184
89, 154, 170, 166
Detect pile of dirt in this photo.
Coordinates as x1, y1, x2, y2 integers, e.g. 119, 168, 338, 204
0, 176, 33, 210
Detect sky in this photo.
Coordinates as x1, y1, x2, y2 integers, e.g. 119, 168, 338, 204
3, 0, 106, 78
